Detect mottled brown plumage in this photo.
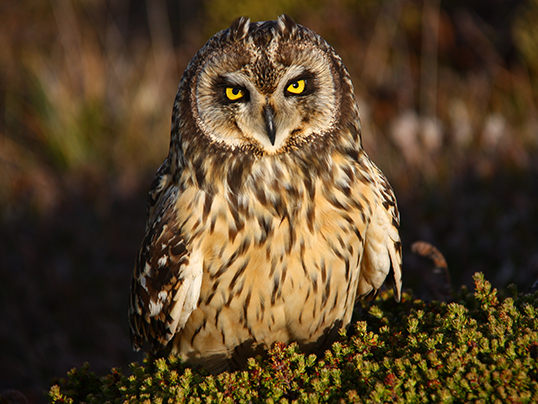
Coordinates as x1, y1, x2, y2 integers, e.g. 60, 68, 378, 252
129, 14, 402, 372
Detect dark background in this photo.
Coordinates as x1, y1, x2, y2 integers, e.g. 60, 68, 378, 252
1, 0, 537, 402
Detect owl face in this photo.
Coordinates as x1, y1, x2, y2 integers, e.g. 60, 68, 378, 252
186, 16, 351, 156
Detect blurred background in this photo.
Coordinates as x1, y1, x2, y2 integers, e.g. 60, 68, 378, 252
1, 0, 537, 402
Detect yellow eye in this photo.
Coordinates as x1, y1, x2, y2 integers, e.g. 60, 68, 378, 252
287, 79, 306, 94
225, 87, 244, 101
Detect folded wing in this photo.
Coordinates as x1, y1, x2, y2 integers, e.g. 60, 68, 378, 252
129, 164, 203, 352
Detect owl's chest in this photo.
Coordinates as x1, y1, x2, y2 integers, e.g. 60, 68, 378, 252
171, 180, 367, 358
176, 180, 366, 289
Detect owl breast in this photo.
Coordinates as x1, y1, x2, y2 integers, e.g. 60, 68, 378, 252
169, 151, 371, 371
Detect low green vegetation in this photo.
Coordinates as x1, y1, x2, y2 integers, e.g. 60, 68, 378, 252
48, 273, 538, 403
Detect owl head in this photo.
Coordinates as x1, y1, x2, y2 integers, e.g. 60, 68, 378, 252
170, 14, 362, 168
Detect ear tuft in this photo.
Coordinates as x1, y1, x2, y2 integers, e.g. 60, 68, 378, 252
228, 16, 251, 41
276, 14, 298, 40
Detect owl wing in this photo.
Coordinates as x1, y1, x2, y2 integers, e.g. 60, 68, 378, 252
129, 160, 203, 352
356, 158, 403, 302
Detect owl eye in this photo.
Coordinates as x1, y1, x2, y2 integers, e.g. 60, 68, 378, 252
286, 79, 306, 95
225, 87, 245, 101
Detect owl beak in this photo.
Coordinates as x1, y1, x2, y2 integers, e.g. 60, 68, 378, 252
263, 104, 276, 146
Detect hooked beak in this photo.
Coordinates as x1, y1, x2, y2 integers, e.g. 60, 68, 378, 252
263, 104, 276, 146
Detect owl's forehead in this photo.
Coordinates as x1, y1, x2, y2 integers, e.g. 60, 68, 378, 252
239, 44, 291, 92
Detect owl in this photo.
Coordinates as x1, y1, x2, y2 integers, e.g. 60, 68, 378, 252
129, 14, 402, 373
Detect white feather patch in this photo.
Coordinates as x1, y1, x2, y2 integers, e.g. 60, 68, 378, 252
148, 291, 168, 316
166, 249, 203, 340
157, 255, 168, 268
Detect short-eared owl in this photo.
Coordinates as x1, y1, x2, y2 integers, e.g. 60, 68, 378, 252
129, 14, 402, 372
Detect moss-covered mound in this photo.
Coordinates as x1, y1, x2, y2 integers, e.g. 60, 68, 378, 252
48, 273, 538, 403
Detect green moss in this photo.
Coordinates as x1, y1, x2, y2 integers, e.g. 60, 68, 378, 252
48, 273, 538, 403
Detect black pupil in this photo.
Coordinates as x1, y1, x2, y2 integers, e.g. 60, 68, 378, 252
292, 82, 299, 88
232, 88, 240, 95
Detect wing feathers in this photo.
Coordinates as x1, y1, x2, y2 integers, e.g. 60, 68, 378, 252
129, 177, 203, 352
357, 159, 403, 302
168, 250, 203, 336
